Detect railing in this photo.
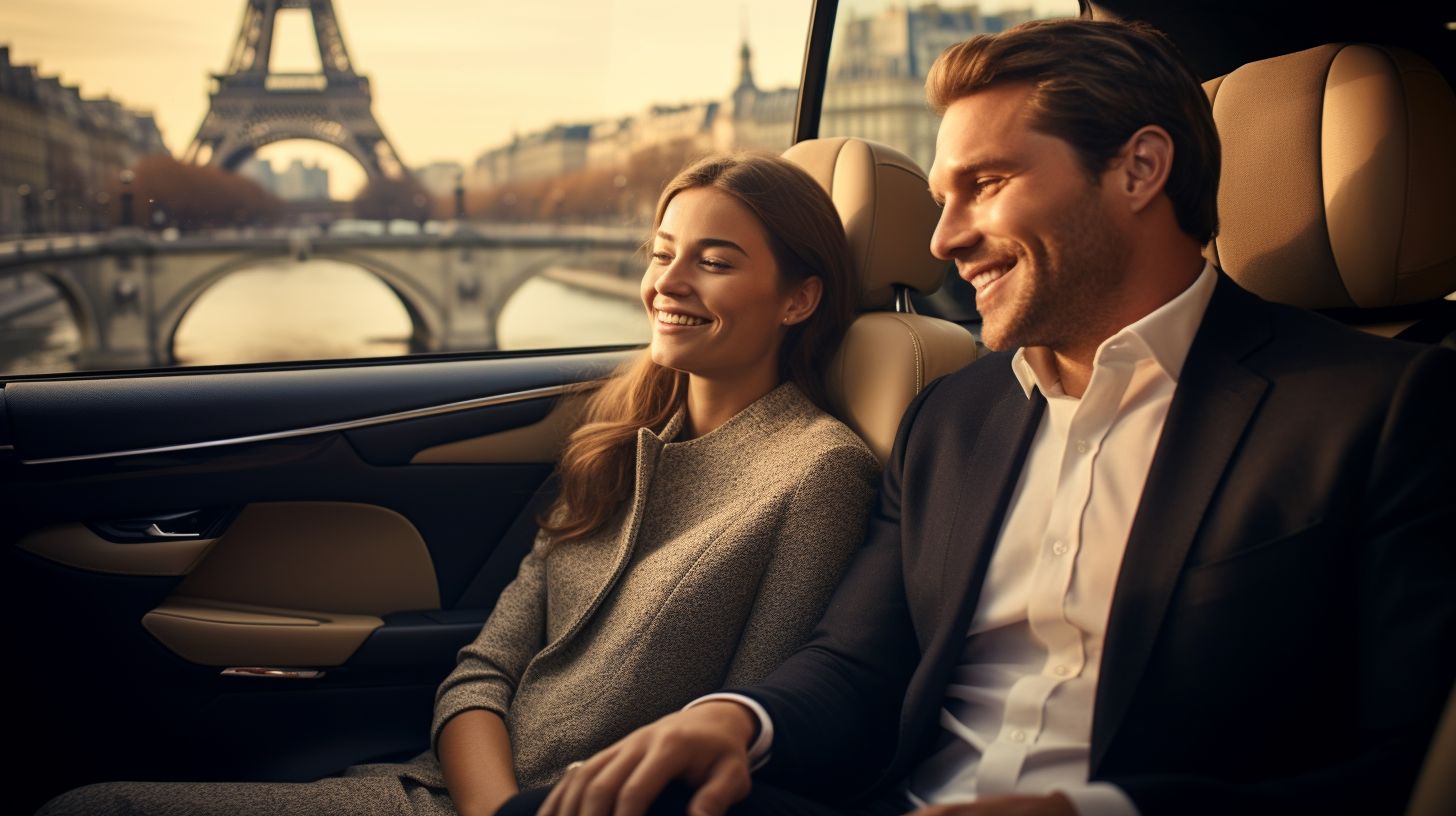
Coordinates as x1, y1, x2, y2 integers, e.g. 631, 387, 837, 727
263, 73, 329, 92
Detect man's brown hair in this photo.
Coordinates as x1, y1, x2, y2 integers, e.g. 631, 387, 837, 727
927, 18, 1220, 244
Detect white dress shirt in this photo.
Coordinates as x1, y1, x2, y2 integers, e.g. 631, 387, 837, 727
698, 264, 1218, 815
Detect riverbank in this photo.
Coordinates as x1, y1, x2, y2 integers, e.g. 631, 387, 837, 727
539, 267, 640, 301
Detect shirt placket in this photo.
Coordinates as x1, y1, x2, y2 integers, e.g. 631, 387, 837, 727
975, 359, 1135, 797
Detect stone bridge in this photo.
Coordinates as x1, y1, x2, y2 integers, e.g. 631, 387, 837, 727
0, 225, 644, 369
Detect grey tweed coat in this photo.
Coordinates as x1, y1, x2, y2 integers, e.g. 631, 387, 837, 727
37, 382, 878, 815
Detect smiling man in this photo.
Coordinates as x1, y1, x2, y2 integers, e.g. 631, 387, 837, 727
509, 18, 1456, 816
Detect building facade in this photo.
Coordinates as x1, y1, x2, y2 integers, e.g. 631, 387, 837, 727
462, 4, 1045, 203
0, 46, 169, 236
819, 3, 1038, 170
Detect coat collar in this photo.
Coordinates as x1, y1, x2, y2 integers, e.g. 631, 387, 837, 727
1090, 272, 1274, 771
648, 380, 813, 453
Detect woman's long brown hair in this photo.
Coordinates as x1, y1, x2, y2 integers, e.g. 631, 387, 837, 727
539, 152, 855, 544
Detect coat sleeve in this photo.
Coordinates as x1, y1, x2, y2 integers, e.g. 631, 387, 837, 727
1112, 345, 1456, 815
719, 443, 879, 688
729, 379, 947, 789
430, 528, 551, 754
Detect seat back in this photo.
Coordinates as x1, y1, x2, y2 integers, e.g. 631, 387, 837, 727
783, 137, 977, 463
1205, 45, 1456, 815
1203, 43, 1456, 336
1409, 682, 1456, 816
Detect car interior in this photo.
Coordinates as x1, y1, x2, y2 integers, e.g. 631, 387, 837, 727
3, 1, 1452, 814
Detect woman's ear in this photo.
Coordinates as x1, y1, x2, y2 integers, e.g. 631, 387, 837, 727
782, 276, 823, 326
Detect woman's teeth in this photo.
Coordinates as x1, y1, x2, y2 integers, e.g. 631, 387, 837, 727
657, 311, 709, 326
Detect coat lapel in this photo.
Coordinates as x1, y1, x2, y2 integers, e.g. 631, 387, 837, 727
1091, 276, 1272, 771
939, 386, 1046, 628
891, 377, 1045, 782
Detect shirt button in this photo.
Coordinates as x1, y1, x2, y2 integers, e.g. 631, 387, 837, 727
1075, 439, 1089, 454
1009, 730, 1026, 743
1051, 540, 1069, 556
1054, 665, 1071, 677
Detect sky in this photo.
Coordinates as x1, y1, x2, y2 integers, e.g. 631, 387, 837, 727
0, 0, 1073, 197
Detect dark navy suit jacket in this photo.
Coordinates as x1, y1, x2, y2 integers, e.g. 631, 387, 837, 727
738, 275, 1456, 815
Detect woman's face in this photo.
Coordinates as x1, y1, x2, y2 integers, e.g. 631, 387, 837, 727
641, 186, 817, 388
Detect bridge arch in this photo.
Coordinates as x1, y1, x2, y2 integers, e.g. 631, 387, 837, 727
38, 267, 101, 353
156, 250, 444, 365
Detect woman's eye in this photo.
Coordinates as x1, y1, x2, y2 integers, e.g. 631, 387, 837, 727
650, 251, 672, 264
700, 258, 731, 271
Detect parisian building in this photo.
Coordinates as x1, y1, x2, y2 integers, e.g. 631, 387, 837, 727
465, 3, 1040, 194
0, 46, 168, 236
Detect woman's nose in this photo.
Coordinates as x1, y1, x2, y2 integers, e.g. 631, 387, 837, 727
653, 258, 692, 296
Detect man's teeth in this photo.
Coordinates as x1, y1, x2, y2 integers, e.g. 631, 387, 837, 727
972, 265, 1012, 289
657, 311, 709, 326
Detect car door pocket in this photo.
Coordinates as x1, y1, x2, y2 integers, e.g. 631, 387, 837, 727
346, 609, 488, 668
142, 596, 384, 667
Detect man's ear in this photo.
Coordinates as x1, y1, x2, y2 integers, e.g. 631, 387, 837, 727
1111, 125, 1174, 215
783, 276, 823, 326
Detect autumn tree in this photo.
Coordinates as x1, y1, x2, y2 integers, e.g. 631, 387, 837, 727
112, 155, 282, 230
353, 175, 432, 223
462, 138, 708, 225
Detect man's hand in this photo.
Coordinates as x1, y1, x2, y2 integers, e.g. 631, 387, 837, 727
539, 701, 759, 816
911, 793, 1076, 816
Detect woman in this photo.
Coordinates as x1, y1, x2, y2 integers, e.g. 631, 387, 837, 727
37, 153, 878, 816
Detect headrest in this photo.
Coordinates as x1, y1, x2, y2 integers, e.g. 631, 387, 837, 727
1205, 44, 1456, 310
782, 137, 951, 309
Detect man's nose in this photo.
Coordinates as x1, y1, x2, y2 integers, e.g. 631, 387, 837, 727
929, 203, 981, 262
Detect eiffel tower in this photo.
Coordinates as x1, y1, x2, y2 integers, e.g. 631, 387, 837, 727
185, 0, 407, 182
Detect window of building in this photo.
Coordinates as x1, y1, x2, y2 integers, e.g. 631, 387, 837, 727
818, 1, 1080, 323
0, 0, 813, 377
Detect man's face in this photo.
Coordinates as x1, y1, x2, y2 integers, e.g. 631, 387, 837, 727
928, 83, 1130, 353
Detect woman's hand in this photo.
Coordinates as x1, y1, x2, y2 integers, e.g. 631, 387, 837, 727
539, 701, 758, 816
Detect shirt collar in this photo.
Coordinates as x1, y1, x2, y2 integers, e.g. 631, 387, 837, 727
1011, 261, 1218, 399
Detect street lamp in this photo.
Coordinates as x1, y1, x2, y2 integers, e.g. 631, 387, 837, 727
93, 190, 110, 233
41, 189, 57, 234
119, 169, 135, 227
16, 183, 32, 236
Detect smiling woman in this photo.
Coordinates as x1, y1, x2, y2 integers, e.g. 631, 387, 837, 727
33, 153, 882, 816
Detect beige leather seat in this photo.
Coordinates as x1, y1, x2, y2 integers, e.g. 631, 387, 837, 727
783, 137, 977, 463
1204, 43, 1456, 336
1202, 44, 1456, 815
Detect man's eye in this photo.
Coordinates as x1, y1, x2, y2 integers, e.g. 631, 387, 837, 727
973, 177, 1005, 197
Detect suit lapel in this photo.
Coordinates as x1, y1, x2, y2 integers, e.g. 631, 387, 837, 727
1091, 276, 1272, 771
891, 377, 1045, 782
939, 386, 1045, 627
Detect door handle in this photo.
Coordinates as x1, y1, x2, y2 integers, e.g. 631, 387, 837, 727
89, 507, 240, 543
144, 523, 201, 539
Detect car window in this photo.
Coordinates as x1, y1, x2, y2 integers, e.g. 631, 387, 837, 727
818, 0, 1079, 323
0, 0, 813, 377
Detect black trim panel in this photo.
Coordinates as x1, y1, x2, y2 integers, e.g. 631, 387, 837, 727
6, 349, 631, 462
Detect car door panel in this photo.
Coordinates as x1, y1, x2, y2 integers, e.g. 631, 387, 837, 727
3, 348, 629, 812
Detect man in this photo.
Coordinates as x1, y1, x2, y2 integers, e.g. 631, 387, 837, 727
511, 18, 1456, 816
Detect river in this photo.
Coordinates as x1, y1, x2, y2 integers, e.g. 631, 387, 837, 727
0, 258, 650, 376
